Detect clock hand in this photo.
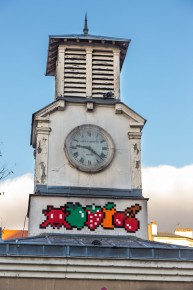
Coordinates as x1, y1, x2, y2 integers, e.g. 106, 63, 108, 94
76, 145, 104, 161
88, 147, 105, 161
76, 145, 90, 150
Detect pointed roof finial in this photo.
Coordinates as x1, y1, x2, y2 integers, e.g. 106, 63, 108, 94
83, 13, 89, 35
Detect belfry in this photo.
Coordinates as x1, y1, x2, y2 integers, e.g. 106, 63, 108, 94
28, 17, 148, 239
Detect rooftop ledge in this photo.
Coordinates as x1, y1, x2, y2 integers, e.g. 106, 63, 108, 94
1, 234, 193, 260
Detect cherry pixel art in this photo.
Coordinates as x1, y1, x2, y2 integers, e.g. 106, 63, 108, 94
40, 202, 142, 233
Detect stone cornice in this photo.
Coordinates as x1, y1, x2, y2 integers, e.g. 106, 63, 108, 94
128, 132, 142, 140
0, 256, 193, 281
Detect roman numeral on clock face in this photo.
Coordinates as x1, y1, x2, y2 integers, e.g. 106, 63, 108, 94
102, 147, 107, 150
79, 157, 84, 164
73, 152, 79, 158
70, 146, 77, 150
100, 152, 106, 159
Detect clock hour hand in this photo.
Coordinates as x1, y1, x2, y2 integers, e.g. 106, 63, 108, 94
76, 144, 90, 150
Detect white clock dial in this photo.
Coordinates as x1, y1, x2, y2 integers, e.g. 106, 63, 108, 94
64, 125, 115, 173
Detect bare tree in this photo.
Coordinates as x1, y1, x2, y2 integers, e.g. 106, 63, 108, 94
0, 147, 13, 183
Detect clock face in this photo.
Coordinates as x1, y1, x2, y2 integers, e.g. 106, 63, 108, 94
64, 125, 115, 173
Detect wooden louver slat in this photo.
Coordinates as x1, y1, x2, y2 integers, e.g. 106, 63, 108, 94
64, 49, 86, 97
92, 50, 114, 97
62, 48, 115, 98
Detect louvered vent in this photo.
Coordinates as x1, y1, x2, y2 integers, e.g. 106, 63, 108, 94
92, 50, 114, 97
64, 49, 86, 97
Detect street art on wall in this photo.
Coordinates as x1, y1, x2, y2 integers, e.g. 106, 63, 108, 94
40, 202, 142, 233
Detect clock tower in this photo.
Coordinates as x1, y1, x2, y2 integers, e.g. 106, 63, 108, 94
28, 18, 148, 239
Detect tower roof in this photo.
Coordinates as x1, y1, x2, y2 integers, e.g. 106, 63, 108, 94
46, 33, 131, 76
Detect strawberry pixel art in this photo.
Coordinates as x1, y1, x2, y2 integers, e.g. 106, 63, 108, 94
40, 202, 142, 233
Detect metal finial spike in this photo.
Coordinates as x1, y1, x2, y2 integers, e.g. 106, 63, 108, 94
83, 13, 89, 35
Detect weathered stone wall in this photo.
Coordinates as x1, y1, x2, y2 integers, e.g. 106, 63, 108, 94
33, 102, 144, 190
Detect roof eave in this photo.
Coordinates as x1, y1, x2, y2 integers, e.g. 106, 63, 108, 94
45, 34, 131, 76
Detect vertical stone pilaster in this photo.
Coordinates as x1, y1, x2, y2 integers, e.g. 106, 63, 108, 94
86, 47, 93, 98
34, 119, 51, 187
128, 130, 142, 189
55, 47, 65, 99
113, 49, 120, 99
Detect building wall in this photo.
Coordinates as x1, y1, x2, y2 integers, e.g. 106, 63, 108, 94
0, 278, 193, 290
153, 236, 193, 247
1, 256, 192, 284
47, 103, 133, 189
148, 222, 193, 247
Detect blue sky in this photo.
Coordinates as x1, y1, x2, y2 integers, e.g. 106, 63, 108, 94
0, 0, 193, 178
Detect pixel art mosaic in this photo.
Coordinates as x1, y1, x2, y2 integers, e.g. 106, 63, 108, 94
40, 202, 142, 233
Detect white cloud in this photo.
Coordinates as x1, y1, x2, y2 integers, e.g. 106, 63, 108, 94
0, 173, 33, 229
142, 164, 193, 232
0, 165, 193, 233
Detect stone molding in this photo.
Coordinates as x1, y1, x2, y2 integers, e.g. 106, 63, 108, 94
0, 256, 193, 281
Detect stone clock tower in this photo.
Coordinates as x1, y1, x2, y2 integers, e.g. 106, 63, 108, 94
28, 20, 148, 239
1, 18, 193, 290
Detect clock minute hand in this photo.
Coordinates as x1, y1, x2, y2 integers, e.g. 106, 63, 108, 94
76, 145, 104, 161
88, 146, 104, 161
